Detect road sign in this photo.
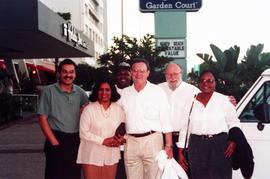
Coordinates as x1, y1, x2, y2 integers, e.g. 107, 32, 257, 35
140, 0, 202, 12
157, 39, 186, 58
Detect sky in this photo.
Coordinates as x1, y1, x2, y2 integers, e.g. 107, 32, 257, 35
107, 0, 270, 71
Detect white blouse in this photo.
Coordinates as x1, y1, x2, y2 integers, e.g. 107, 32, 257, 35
77, 102, 125, 166
177, 92, 241, 148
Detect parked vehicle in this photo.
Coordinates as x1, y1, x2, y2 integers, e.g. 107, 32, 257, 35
233, 69, 270, 179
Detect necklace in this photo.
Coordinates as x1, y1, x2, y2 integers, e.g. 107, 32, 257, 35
99, 103, 111, 118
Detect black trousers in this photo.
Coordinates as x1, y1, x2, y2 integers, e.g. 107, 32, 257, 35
116, 150, 126, 179
44, 130, 81, 179
188, 133, 232, 179
172, 132, 179, 160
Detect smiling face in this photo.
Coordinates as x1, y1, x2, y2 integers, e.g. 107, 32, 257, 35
58, 64, 76, 86
199, 72, 216, 94
115, 69, 131, 89
165, 63, 182, 90
131, 62, 150, 86
97, 82, 112, 104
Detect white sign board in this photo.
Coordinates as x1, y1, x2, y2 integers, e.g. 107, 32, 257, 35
157, 39, 186, 58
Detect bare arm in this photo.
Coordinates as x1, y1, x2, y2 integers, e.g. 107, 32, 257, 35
164, 132, 173, 159
178, 148, 189, 171
39, 114, 59, 145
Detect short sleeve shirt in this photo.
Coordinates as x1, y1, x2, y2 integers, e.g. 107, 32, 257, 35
37, 83, 89, 133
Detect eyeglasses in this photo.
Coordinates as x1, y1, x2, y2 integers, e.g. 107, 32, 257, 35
200, 79, 215, 84
165, 72, 181, 77
132, 69, 147, 74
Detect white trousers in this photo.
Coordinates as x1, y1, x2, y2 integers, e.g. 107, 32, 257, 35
124, 132, 163, 179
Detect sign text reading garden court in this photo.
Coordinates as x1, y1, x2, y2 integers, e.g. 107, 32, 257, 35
140, 0, 202, 12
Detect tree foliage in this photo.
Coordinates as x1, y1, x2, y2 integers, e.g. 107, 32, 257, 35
98, 34, 173, 83
189, 44, 270, 100
74, 63, 96, 91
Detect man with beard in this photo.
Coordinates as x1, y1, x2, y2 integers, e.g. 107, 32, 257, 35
38, 59, 89, 179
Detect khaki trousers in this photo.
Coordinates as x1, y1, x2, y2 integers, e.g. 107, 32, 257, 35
124, 132, 163, 179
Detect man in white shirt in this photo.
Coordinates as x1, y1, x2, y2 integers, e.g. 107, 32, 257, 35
119, 58, 173, 179
159, 63, 199, 160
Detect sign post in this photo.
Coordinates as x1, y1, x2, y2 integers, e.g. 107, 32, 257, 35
140, 0, 202, 12
140, 0, 202, 80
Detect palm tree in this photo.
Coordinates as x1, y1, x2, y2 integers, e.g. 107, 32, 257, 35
193, 44, 241, 98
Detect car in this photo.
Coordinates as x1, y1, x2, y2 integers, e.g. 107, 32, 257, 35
233, 69, 270, 179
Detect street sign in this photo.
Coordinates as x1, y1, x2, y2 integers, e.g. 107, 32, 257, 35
157, 39, 186, 58
140, 0, 202, 12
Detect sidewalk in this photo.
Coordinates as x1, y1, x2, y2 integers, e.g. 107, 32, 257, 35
0, 115, 45, 179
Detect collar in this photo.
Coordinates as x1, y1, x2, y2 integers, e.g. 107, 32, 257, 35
55, 82, 76, 94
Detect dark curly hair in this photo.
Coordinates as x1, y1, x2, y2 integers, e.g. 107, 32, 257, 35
199, 70, 217, 82
89, 78, 120, 102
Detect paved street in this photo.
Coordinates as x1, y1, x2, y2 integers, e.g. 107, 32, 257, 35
0, 115, 45, 179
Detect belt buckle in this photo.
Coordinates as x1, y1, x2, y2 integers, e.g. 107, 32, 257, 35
202, 134, 213, 139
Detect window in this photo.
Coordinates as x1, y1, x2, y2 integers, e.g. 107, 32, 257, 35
85, 25, 88, 35
89, 28, 92, 39
239, 81, 270, 122
85, 4, 88, 15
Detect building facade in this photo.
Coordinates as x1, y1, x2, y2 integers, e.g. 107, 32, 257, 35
40, 0, 108, 65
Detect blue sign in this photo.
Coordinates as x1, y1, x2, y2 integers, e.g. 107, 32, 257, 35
140, 0, 202, 12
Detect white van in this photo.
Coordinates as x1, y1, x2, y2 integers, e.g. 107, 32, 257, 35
233, 69, 270, 179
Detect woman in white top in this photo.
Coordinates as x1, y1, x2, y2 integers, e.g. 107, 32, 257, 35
77, 78, 125, 179
178, 70, 241, 179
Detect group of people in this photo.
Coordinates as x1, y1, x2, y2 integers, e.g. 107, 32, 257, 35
38, 58, 242, 179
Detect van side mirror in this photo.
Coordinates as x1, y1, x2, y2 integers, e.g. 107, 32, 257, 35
254, 103, 270, 123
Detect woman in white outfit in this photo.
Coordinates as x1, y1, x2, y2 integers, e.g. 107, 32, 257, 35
77, 78, 125, 179
178, 70, 241, 179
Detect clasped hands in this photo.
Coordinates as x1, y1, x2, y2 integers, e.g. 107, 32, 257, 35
102, 135, 126, 147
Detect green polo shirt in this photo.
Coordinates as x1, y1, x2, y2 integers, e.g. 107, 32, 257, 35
38, 83, 89, 133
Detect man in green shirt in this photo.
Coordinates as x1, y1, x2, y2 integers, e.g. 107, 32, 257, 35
38, 59, 89, 179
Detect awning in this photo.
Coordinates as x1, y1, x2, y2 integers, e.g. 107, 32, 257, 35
0, 0, 95, 59
26, 63, 55, 74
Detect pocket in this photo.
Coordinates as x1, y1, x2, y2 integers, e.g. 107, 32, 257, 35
44, 139, 61, 154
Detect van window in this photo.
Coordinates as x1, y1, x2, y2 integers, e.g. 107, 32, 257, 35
239, 81, 270, 122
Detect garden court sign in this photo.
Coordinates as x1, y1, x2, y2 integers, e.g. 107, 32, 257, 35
140, 0, 202, 12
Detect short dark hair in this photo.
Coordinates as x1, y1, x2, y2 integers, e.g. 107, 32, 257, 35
89, 78, 120, 102
114, 62, 131, 74
199, 70, 217, 81
131, 58, 150, 71
58, 59, 77, 72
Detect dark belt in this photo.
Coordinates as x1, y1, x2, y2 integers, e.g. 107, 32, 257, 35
192, 132, 226, 140
129, 131, 156, 138
52, 130, 79, 137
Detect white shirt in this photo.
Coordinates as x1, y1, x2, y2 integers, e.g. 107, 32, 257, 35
119, 81, 172, 133
116, 86, 124, 95
159, 81, 200, 131
77, 102, 125, 166
177, 92, 241, 148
